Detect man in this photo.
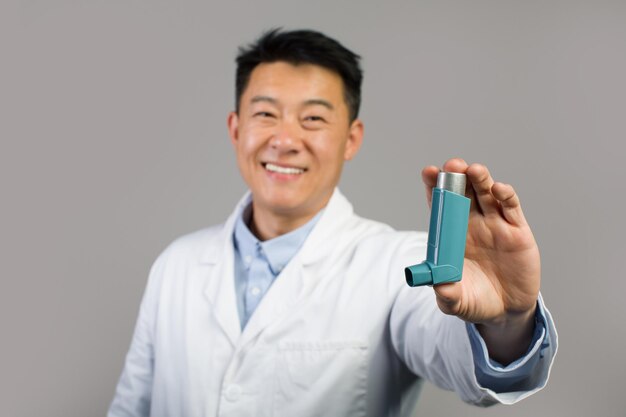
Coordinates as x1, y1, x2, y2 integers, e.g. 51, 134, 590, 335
109, 29, 557, 417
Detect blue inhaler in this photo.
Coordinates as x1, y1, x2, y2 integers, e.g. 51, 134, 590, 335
405, 172, 471, 287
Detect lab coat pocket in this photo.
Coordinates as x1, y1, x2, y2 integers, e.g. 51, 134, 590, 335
274, 340, 368, 416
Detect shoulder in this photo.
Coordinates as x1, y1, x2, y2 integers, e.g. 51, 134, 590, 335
351, 215, 428, 253
153, 223, 226, 266
340, 215, 430, 297
341, 214, 429, 271
141, 223, 228, 293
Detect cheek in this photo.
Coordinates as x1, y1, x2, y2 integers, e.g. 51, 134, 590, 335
241, 126, 274, 153
236, 133, 260, 160
328, 140, 349, 164
315, 148, 346, 178
235, 143, 258, 181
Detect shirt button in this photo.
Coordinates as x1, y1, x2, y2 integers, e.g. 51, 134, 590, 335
244, 255, 252, 264
224, 384, 242, 402
250, 287, 261, 296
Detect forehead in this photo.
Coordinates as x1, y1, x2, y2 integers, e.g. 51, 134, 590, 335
243, 62, 346, 107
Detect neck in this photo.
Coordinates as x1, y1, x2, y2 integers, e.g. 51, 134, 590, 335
249, 205, 320, 241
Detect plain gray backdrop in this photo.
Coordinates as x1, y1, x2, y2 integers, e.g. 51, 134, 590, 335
2, 0, 625, 416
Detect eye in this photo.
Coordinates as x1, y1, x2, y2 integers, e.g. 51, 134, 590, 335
254, 111, 275, 118
303, 115, 326, 122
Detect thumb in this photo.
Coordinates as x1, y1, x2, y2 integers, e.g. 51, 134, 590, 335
433, 282, 463, 316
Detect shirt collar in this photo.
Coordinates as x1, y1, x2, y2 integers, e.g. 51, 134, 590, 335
233, 203, 324, 275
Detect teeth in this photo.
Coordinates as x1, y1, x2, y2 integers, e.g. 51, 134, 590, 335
265, 163, 305, 175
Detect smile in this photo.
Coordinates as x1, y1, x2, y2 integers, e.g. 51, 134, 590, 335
263, 163, 306, 175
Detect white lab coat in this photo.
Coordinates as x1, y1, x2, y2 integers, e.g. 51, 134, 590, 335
109, 189, 557, 417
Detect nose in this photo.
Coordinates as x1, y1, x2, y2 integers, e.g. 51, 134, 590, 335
269, 119, 304, 154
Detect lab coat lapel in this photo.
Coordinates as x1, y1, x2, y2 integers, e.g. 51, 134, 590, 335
298, 188, 354, 267
200, 193, 252, 347
236, 255, 305, 348
237, 188, 354, 348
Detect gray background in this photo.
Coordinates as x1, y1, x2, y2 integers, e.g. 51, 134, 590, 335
2, 0, 625, 416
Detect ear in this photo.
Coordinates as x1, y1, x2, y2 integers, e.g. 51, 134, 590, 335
343, 118, 364, 161
227, 111, 239, 147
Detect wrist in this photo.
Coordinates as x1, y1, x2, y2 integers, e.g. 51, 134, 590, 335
479, 304, 537, 331
475, 304, 537, 365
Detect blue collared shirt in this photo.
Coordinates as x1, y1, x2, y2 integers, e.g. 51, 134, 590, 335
232, 204, 323, 328
232, 204, 550, 392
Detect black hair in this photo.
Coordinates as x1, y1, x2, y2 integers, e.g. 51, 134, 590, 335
235, 28, 363, 121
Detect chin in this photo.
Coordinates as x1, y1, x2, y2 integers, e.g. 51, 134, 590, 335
253, 189, 313, 214
263, 195, 307, 213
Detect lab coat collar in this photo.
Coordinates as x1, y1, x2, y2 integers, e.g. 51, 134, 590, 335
198, 192, 251, 347
233, 201, 323, 276
199, 191, 252, 265
297, 188, 354, 266
199, 188, 354, 349
199, 188, 354, 266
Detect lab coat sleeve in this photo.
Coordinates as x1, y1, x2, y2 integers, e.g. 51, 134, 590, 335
389, 233, 558, 406
108, 248, 168, 417
467, 293, 557, 399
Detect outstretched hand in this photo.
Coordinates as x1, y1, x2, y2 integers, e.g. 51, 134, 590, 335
422, 158, 540, 364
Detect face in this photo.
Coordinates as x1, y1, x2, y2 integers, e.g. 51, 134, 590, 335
228, 61, 363, 222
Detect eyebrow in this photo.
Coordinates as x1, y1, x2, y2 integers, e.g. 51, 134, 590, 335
303, 99, 334, 110
249, 96, 334, 110
250, 95, 278, 105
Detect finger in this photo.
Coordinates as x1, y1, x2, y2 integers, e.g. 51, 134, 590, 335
421, 165, 439, 207
466, 163, 500, 216
432, 282, 462, 316
491, 182, 527, 227
442, 157, 469, 175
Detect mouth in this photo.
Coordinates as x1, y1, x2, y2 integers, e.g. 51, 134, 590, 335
262, 162, 307, 175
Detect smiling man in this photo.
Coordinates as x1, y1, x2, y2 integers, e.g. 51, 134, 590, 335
109, 29, 557, 417
228, 61, 363, 240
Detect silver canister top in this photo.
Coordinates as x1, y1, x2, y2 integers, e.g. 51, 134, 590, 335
436, 172, 466, 195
